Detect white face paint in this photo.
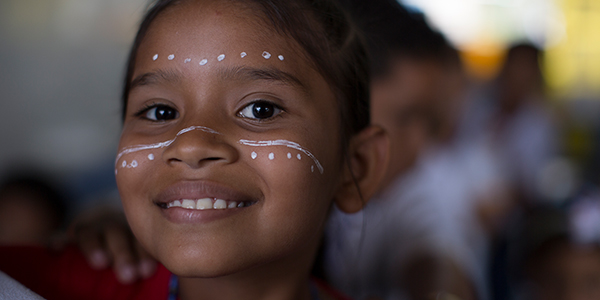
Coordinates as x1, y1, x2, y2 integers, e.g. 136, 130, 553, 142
199, 59, 208, 66
251, 152, 258, 159
238, 139, 324, 174
268, 153, 275, 160
287, 153, 292, 159
262, 51, 271, 59
168, 54, 175, 60
240, 52, 247, 58
184, 58, 191, 63
217, 54, 225, 61
115, 126, 222, 173
278, 55, 284, 61
153, 54, 159, 61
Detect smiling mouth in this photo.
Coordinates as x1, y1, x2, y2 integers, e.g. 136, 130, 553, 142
158, 198, 257, 210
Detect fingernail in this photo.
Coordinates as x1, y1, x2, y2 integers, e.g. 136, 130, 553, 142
118, 265, 136, 284
89, 250, 108, 269
139, 260, 157, 278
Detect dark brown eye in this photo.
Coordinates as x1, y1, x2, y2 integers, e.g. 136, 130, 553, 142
145, 105, 178, 121
239, 101, 281, 120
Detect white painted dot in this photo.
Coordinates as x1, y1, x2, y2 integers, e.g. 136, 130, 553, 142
217, 54, 225, 61
168, 54, 175, 60
262, 51, 271, 59
131, 160, 138, 168
297, 154, 301, 160
122, 160, 127, 168
184, 58, 191, 63
268, 153, 275, 160
199, 59, 208, 66
240, 52, 247, 58
148, 154, 155, 161
152, 54, 158, 61
251, 152, 257, 159
278, 55, 284, 61
311, 165, 314, 173
287, 153, 292, 159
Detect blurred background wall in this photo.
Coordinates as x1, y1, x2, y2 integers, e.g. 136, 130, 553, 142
0, 0, 147, 206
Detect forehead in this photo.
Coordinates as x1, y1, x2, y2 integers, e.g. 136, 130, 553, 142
133, 1, 310, 79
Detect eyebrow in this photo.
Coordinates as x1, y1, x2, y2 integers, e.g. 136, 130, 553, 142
130, 69, 183, 91
219, 66, 307, 91
129, 66, 307, 92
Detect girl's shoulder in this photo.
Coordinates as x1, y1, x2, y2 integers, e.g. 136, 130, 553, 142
0, 245, 171, 300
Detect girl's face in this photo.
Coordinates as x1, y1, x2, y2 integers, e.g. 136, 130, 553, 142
116, 0, 343, 277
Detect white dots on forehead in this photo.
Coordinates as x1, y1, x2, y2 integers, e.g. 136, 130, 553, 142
151, 52, 286, 65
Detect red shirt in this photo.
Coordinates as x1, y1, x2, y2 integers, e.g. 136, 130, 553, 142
0, 246, 350, 300
0, 246, 170, 300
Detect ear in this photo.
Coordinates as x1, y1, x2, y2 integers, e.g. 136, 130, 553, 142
334, 125, 390, 213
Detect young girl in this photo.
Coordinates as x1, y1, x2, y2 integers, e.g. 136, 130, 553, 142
0, 0, 389, 299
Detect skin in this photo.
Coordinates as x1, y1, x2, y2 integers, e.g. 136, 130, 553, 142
115, 1, 384, 299
530, 243, 600, 300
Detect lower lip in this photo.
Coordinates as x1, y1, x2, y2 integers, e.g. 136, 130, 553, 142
159, 206, 252, 224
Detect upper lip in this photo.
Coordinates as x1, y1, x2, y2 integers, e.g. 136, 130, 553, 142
154, 180, 256, 204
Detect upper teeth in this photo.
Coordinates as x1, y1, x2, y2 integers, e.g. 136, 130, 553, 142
167, 198, 247, 210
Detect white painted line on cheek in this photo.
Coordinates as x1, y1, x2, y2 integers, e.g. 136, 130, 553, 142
153, 54, 158, 61
262, 51, 271, 59
217, 54, 225, 61
168, 54, 175, 60
251, 152, 257, 159
268, 153, 275, 160
238, 139, 324, 174
200, 59, 208, 66
311, 165, 314, 173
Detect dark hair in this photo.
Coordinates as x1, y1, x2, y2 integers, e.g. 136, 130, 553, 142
122, 0, 370, 151
0, 173, 67, 230
338, 0, 458, 79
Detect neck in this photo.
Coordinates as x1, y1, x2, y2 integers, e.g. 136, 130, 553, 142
177, 244, 319, 300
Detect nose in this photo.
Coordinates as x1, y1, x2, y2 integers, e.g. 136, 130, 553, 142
162, 126, 238, 169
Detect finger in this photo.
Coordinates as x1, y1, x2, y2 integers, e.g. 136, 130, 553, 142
134, 240, 157, 279
76, 227, 109, 270
104, 225, 138, 284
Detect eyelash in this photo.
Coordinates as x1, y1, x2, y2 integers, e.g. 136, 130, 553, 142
238, 100, 284, 122
133, 102, 178, 121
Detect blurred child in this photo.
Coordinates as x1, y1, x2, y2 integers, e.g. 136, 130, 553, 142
0, 0, 389, 299
0, 172, 66, 246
